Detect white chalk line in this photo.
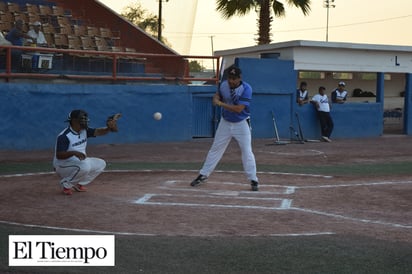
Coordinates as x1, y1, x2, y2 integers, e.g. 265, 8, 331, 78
158, 187, 293, 195
159, 180, 296, 195
269, 232, 336, 237
257, 170, 331, 178
0, 169, 332, 179
0, 171, 55, 178
258, 149, 326, 157
145, 179, 412, 230
2, 171, 411, 232
134, 193, 292, 210
287, 180, 412, 229
138, 193, 288, 201
291, 207, 412, 229
296, 180, 412, 189
0, 220, 333, 237
0, 220, 155, 236
133, 192, 412, 230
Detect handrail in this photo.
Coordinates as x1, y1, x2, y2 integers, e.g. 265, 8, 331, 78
0, 45, 221, 84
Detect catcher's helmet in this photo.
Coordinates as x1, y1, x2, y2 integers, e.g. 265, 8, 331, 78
66, 109, 89, 129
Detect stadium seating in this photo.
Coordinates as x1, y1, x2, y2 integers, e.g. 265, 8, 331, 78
0, 0, 164, 76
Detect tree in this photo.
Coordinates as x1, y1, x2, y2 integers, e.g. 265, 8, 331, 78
216, 0, 311, 45
121, 2, 170, 45
189, 60, 205, 72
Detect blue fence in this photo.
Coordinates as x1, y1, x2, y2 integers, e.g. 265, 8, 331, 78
0, 57, 388, 150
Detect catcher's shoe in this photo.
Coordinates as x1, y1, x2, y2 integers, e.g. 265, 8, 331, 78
73, 184, 87, 192
63, 188, 73, 195
251, 180, 259, 191
190, 174, 207, 187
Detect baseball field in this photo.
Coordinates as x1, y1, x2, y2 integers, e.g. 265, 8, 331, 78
1, 135, 412, 273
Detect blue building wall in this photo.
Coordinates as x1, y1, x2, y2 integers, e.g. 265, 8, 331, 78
0, 57, 387, 150
236, 58, 384, 140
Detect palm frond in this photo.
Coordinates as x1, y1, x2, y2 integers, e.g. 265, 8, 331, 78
216, 0, 311, 44
272, 1, 286, 17
286, 0, 311, 15
216, 0, 257, 18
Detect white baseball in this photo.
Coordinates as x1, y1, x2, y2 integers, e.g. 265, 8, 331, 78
153, 112, 162, 120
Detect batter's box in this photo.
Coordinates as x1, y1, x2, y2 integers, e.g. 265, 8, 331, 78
134, 193, 292, 210
160, 180, 295, 195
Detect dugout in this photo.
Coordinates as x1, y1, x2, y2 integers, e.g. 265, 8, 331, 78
216, 40, 412, 136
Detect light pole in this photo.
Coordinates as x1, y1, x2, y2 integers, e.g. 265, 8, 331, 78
323, 0, 335, 42
158, 0, 169, 41
210, 35, 215, 73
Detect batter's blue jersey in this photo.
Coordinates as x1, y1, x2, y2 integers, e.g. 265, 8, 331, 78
219, 80, 252, 122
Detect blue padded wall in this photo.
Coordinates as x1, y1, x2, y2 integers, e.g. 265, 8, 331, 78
0, 83, 198, 150
0, 57, 389, 150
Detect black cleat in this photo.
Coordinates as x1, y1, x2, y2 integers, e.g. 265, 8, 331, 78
190, 174, 208, 187
251, 180, 259, 191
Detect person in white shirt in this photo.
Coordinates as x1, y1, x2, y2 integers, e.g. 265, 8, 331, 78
311, 86, 334, 142
27, 21, 48, 47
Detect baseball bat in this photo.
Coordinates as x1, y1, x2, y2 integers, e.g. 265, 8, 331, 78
289, 125, 304, 144
213, 58, 226, 134
295, 112, 305, 142
269, 111, 288, 145
295, 111, 320, 142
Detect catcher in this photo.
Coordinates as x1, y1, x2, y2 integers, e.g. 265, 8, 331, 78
53, 109, 121, 195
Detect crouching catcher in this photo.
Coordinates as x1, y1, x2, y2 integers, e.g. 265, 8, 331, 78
53, 110, 121, 195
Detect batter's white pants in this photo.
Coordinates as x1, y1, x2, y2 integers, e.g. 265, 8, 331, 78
200, 118, 258, 182
54, 157, 106, 189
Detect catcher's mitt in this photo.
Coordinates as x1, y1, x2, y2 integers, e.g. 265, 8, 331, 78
106, 113, 122, 132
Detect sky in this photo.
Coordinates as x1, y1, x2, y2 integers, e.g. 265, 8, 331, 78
98, 0, 412, 56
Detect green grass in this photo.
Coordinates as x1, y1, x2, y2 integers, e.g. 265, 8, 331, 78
0, 162, 54, 175
1, 224, 412, 274
258, 161, 412, 176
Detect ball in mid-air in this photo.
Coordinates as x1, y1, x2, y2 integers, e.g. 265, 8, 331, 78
153, 112, 162, 120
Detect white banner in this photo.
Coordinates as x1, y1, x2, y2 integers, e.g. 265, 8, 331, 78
9, 235, 115, 266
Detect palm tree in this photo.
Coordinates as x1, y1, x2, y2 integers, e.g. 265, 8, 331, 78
216, 0, 311, 45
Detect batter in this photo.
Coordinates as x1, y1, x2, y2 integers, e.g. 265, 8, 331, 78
191, 66, 259, 191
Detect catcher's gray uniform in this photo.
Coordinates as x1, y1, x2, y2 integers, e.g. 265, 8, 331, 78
53, 126, 106, 189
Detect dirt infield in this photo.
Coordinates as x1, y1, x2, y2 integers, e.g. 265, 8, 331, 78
1, 135, 411, 243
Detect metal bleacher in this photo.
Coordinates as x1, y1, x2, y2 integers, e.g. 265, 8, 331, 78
0, 0, 219, 84
0, 0, 149, 77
